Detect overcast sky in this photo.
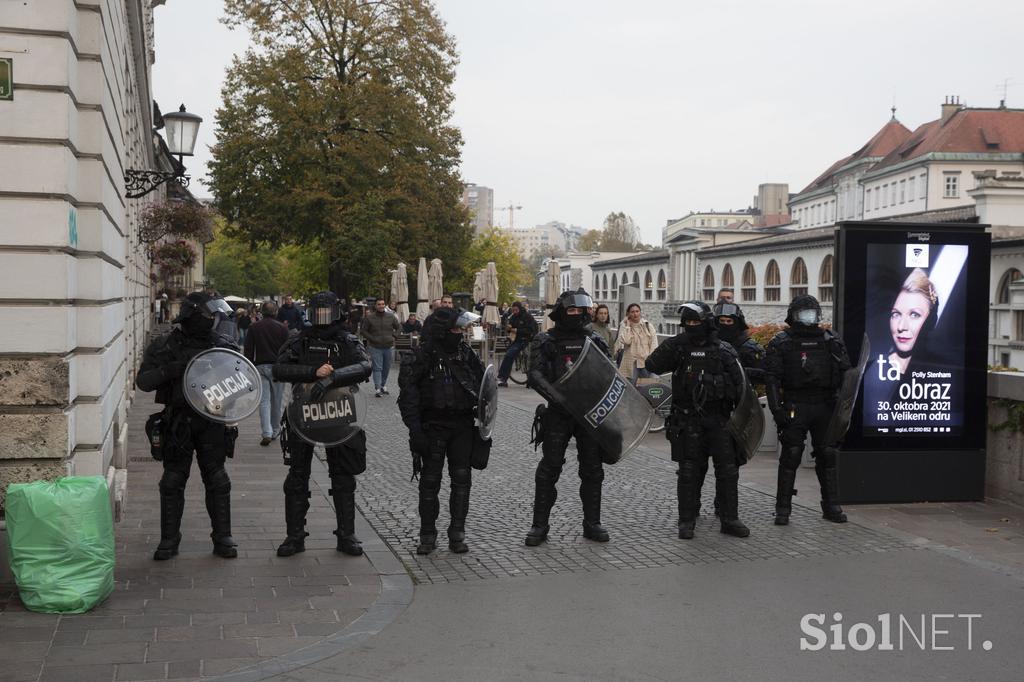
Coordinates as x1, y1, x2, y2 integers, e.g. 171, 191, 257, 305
154, 0, 1024, 246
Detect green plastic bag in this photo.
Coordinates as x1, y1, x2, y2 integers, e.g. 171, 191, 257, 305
5, 476, 115, 613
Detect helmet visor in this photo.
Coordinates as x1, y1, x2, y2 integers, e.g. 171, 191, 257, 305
311, 305, 341, 326
795, 308, 820, 325
678, 302, 704, 318
455, 310, 481, 329
713, 303, 740, 318
562, 293, 593, 310
204, 299, 233, 317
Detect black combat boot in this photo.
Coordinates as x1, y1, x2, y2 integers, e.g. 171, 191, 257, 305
677, 463, 698, 539
774, 467, 798, 526
817, 464, 848, 523
206, 489, 238, 558
525, 472, 558, 547
277, 491, 310, 557
331, 476, 363, 556
580, 479, 609, 542
717, 475, 749, 538
448, 478, 470, 553
153, 489, 184, 561
417, 471, 441, 554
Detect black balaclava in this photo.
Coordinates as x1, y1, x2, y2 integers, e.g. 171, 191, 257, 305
679, 301, 713, 344
786, 295, 823, 336
550, 288, 593, 333
712, 301, 748, 345
423, 306, 461, 352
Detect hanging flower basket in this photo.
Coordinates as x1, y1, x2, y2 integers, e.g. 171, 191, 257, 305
140, 202, 214, 246
154, 240, 197, 278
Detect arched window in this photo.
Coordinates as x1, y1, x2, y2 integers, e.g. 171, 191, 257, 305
658, 323, 664, 334
611, 273, 618, 300
765, 260, 780, 302
702, 265, 715, 301
632, 271, 639, 287
643, 270, 653, 300
722, 263, 734, 288
593, 275, 600, 297
818, 255, 834, 303
657, 269, 667, 300
790, 257, 808, 299
602, 274, 608, 300
997, 268, 1023, 304
741, 261, 756, 302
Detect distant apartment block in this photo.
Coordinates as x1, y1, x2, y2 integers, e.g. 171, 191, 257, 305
461, 183, 494, 233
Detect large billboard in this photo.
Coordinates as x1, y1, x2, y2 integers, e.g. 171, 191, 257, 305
835, 222, 990, 503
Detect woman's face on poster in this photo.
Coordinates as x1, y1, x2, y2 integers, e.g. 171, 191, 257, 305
889, 291, 931, 354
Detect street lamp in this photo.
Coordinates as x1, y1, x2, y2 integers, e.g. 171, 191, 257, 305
124, 104, 203, 199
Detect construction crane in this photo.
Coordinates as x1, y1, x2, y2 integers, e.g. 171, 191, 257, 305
498, 203, 523, 229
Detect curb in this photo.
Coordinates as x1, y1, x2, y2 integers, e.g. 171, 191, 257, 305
211, 448, 414, 681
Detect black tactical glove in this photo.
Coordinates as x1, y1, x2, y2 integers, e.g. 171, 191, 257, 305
163, 360, 189, 380
409, 429, 430, 454
308, 377, 333, 403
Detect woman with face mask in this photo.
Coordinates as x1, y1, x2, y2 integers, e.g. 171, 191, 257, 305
614, 303, 659, 379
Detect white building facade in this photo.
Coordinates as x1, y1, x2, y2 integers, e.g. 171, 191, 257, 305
461, 183, 493, 234
0, 0, 163, 512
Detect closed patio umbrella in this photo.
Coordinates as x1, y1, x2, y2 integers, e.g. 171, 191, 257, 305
395, 262, 410, 323
416, 257, 430, 320
483, 261, 500, 327
428, 258, 444, 302
543, 259, 560, 331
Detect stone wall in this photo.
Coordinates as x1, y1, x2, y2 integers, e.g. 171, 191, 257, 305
0, 0, 156, 512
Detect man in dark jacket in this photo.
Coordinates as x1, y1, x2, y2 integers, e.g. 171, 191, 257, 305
401, 313, 423, 334
277, 295, 305, 331
136, 292, 241, 560
497, 301, 538, 387
398, 308, 488, 555
273, 291, 373, 557
244, 300, 290, 446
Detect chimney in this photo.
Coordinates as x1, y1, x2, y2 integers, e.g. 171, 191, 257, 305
941, 95, 961, 124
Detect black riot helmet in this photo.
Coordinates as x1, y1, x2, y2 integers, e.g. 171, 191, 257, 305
174, 292, 233, 338
549, 288, 594, 330
678, 300, 714, 342
423, 306, 471, 352
712, 301, 748, 342
786, 294, 822, 328
308, 291, 345, 327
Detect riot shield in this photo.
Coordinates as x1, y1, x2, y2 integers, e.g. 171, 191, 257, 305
726, 361, 764, 464
824, 333, 871, 446
183, 348, 263, 424
286, 383, 368, 447
478, 364, 498, 440
554, 338, 654, 463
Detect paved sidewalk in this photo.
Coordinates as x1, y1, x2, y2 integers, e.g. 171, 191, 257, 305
0, 390, 410, 682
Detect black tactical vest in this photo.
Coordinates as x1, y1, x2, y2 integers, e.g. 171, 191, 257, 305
420, 350, 476, 413
301, 334, 350, 369
780, 333, 837, 391
547, 335, 588, 382
673, 342, 729, 406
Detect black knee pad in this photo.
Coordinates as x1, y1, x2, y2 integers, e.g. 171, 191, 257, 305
678, 460, 698, 480
330, 474, 356, 496
780, 446, 804, 471
283, 470, 310, 496
450, 467, 471, 487
204, 467, 231, 495
578, 462, 604, 484
159, 469, 188, 494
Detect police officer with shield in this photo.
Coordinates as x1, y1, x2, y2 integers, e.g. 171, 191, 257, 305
696, 301, 766, 515
273, 292, 372, 557
398, 307, 491, 555
764, 295, 852, 525
524, 288, 614, 546
645, 301, 749, 539
136, 292, 242, 560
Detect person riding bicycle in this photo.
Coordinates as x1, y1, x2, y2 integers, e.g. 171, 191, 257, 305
497, 301, 538, 387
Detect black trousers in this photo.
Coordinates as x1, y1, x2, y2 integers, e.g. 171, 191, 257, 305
669, 411, 738, 522
159, 412, 233, 541
531, 408, 605, 527
778, 401, 836, 469
282, 431, 367, 538
418, 416, 474, 534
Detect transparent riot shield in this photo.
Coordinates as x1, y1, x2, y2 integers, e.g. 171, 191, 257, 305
286, 383, 368, 447
824, 333, 871, 446
554, 338, 654, 463
726, 361, 765, 464
478, 364, 498, 439
182, 348, 262, 424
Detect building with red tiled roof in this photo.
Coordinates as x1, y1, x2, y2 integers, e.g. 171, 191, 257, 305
789, 98, 1024, 230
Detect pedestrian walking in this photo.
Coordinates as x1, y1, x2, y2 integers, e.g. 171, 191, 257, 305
359, 297, 400, 396
273, 292, 372, 557
590, 304, 615, 349
135, 293, 241, 560
614, 303, 658, 380
243, 301, 290, 446
236, 307, 251, 344
497, 301, 538, 387
399, 308, 490, 555
277, 294, 306, 331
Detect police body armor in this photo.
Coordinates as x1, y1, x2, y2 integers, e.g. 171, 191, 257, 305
421, 346, 478, 415
779, 331, 841, 398
672, 343, 731, 410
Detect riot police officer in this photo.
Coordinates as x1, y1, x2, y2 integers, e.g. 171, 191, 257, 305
273, 291, 372, 557
697, 301, 766, 515
524, 289, 613, 546
398, 307, 489, 555
136, 292, 241, 560
645, 301, 749, 539
765, 295, 852, 525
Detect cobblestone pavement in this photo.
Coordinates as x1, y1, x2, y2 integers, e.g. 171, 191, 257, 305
357, 376, 914, 585
0, 390, 394, 682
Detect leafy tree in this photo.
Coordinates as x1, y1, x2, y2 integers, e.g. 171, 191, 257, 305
205, 221, 278, 299
577, 229, 602, 251
276, 241, 328, 299
600, 211, 641, 251
210, 0, 472, 300
448, 228, 530, 304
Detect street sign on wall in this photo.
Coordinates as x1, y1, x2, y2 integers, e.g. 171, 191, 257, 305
0, 58, 12, 100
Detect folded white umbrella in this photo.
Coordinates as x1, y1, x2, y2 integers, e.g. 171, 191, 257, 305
395, 262, 410, 323
428, 258, 444, 302
483, 261, 500, 327
544, 259, 560, 331
416, 257, 430, 320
